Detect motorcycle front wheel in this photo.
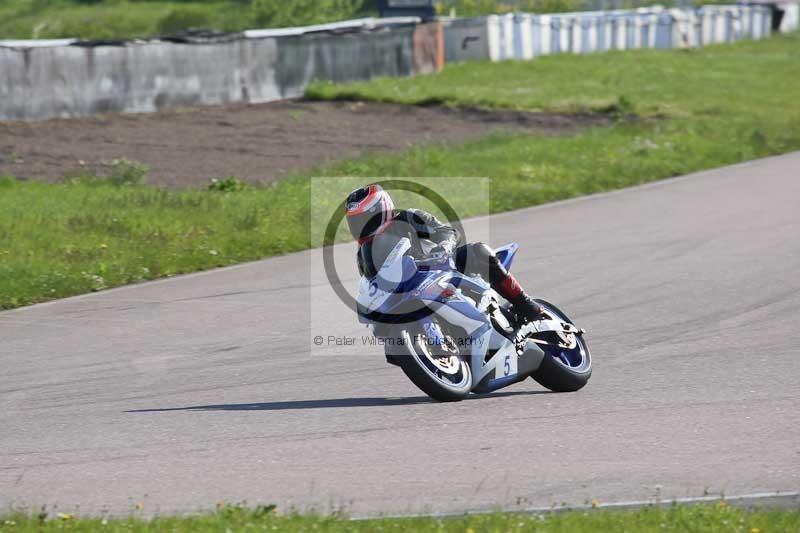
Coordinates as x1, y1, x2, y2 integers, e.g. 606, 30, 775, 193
529, 299, 592, 392
386, 326, 472, 402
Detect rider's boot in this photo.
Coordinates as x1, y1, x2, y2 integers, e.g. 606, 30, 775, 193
459, 242, 546, 323
495, 273, 546, 323
509, 293, 546, 324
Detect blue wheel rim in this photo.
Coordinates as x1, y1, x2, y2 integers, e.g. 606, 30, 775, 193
538, 304, 591, 372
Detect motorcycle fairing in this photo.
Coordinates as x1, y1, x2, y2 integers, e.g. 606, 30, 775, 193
356, 239, 553, 393
495, 242, 519, 271
370, 266, 527, 392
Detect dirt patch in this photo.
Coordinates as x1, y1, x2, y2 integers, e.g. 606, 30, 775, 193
0, 100, 609, 187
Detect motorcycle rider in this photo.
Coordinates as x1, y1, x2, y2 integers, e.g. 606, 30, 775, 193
345, 184, 544, 322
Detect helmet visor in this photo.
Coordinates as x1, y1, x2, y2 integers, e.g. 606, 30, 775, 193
346, 206, 384, 242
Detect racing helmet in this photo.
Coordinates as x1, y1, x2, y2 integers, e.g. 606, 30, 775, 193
345, 184, 394, 243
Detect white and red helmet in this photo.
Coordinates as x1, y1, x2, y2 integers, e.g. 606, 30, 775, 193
345, 184, 394, 244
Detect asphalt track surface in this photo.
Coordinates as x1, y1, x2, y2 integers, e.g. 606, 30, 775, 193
2, 153, 799, 517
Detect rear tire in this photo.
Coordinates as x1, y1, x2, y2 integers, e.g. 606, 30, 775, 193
529, 299, 592, 393
386, 327, 471, 402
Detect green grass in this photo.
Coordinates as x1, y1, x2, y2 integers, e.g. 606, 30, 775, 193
304, 33, 800, 210
306, 33, 800, 119
0, 173, 488, 309
0, 176, 308, 309
2, 34, 799, 310
0, 1, 239, 40
1, 502, 799, 532
322, 117, 797, 212
0, 0, 373, 41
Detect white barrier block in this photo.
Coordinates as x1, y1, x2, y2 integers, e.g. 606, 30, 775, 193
571, 17, 583, 53
741, 7, 751, 39
781, 2, 799, 32
761, 6, 773, 39
540, 15, 552, 55
530, 15, 541, 57
503, 14, 515, 59
551, 18, 564, 53
561, 17, 571, 53
602, 16, 612, 50
732, 8, 743, 41
648, 14, 658, 47
633, 16, 643, 48
690, 10, 700, 47
564, 16, 572, 53
700, 10, 711, 45
625, 16, 635, 49
487, 15, 501, 61
518, 14, 535, 60
616, 17, 627, 49
754, 7, 763, 39
714, 9, 726, 43
587, 18, 599, 52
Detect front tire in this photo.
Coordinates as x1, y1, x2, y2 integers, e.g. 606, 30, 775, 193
386, 327, 472, 402
529, 299, 592, 392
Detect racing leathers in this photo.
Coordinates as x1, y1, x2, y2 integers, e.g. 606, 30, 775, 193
356, 208, 543, 321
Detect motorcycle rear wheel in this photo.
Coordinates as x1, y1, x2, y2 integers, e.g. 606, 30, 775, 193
386, 326, 472, 402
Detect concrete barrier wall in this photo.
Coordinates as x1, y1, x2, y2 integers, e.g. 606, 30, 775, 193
0, 39, 280, 120
0, 21, 442, 121
778, 2, 800, 31
272, 26, 417, 100
442, 18, 490, 63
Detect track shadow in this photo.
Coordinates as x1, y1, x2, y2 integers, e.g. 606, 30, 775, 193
127, 390, 550, 413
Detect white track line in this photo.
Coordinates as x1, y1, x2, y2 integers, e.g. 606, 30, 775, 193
353, 491, 800, 520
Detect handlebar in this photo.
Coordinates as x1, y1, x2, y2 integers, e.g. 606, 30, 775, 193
414, 254, 452, 268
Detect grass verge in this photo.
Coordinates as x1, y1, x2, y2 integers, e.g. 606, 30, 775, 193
1, 502, 799, 532
306, 33, 800, 118
0, 176, 308, 309
1, 34, 799, 310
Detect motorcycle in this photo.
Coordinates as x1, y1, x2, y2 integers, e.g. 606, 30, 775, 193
356, 236, 592, 402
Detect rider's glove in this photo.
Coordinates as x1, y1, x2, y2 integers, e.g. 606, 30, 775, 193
428, 245, 452, 263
